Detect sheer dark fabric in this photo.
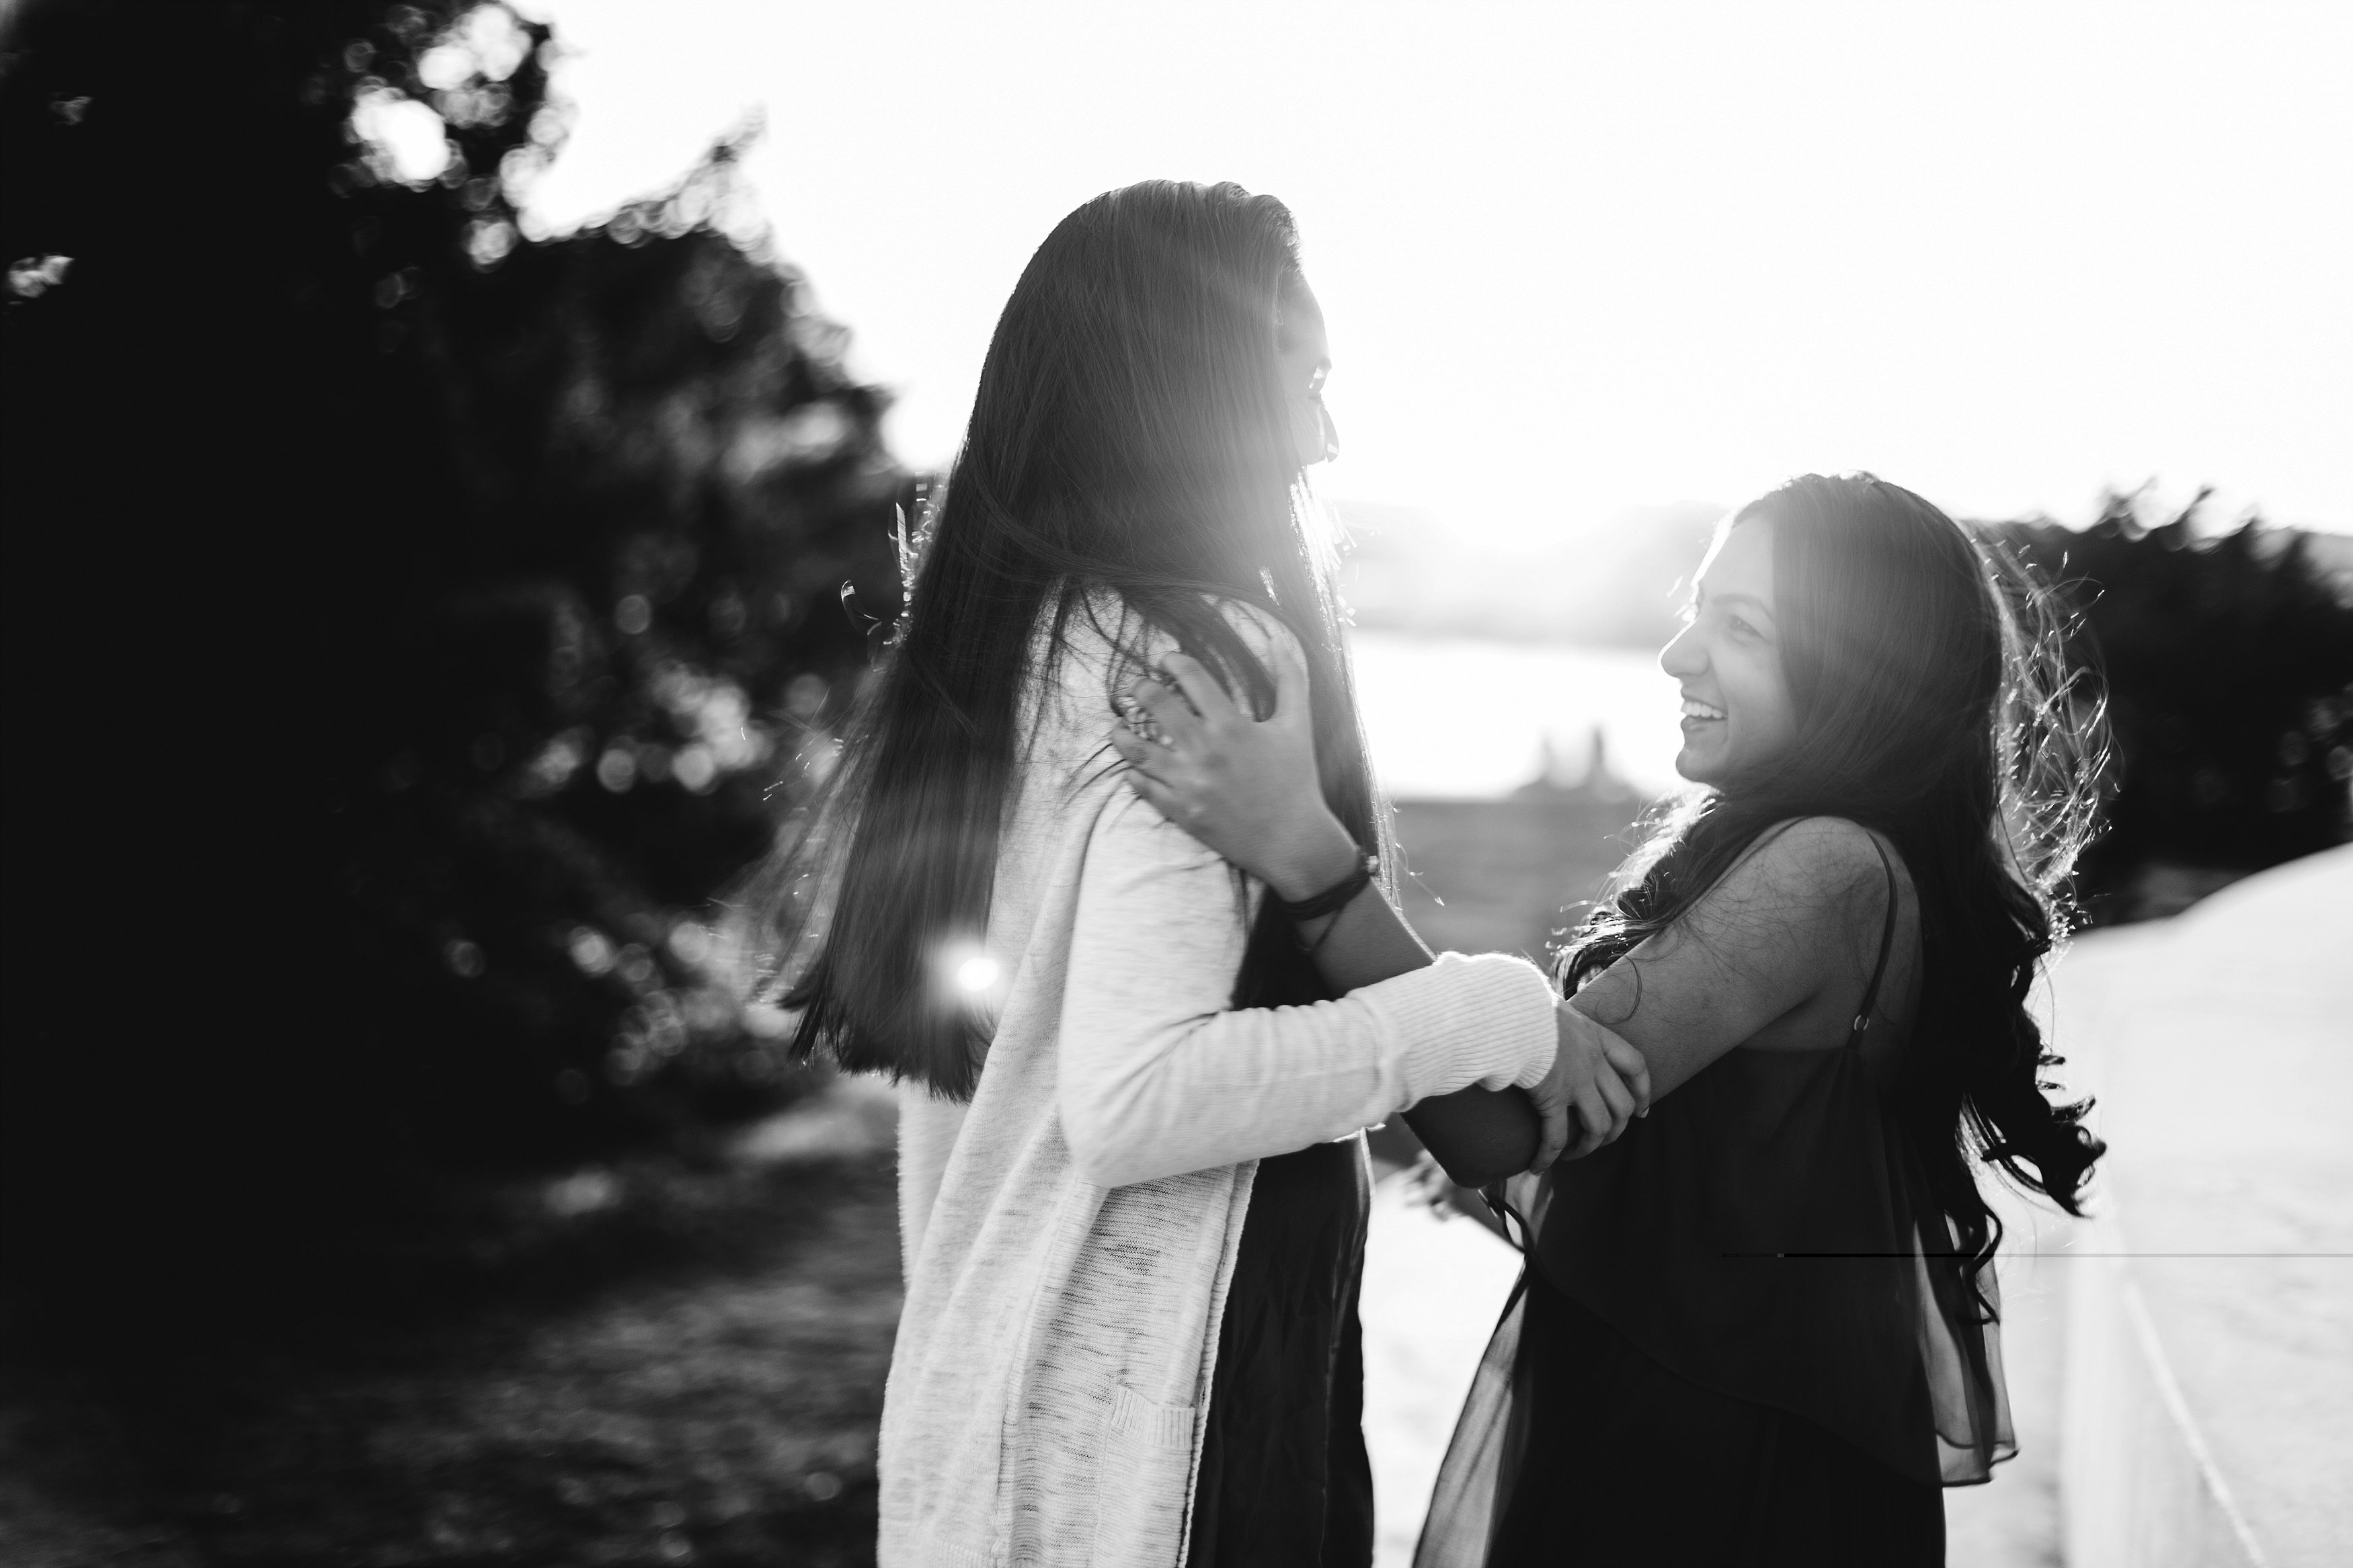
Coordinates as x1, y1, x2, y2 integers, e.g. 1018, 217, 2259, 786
1417, 842, 2011, 1568
1481, 1270, 1944, 1565
1187, 1134, 1375, 1568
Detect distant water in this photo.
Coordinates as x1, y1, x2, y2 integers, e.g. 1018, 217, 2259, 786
1349, 630, 1687, 800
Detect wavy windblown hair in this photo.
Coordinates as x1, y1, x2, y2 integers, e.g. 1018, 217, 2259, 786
746, 180, 1378, 1098
1560, 473, 2110, 1288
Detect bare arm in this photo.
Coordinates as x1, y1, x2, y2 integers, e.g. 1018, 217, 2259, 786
1108, 622, 1648, 1180
1564, 817, 1895, 1097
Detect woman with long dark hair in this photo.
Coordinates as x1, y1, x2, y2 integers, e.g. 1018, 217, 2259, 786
748, 180, 1645, 1568
1111, 473, 2110, 1563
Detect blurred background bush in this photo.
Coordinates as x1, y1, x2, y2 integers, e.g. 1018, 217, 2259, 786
1991, 499, 2353, 920
3, 0, 906, 1330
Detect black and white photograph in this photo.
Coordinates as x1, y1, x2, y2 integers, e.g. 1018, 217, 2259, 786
3, 3, 2348, 1565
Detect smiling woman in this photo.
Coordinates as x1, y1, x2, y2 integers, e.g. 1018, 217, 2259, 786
1663, 518, 1800, 788
1553, 469, 2112, 1257
1402, 473, 2113, 1562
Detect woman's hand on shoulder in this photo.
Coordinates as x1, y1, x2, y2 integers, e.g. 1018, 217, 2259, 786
1107, 624, 1359, 899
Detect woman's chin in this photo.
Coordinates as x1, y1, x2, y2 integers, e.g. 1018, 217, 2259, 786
1673, 746, 1724, 787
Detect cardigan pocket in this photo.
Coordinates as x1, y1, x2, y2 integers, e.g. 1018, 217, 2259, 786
1088, 1382, 1199, 1567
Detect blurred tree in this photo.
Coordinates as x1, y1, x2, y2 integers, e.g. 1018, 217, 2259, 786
1, 0, 902, 1322
1987, 496, 2353, 917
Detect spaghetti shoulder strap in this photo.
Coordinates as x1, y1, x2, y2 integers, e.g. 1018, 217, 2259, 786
1847, 834, 1901, 1048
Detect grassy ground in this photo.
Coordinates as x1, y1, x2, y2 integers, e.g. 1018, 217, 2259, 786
1, 1121, 903, 1568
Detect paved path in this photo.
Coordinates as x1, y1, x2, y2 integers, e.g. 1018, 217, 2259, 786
2053, 846, 2353, 1567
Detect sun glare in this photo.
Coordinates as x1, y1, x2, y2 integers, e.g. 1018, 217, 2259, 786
528, 0, 2351, 544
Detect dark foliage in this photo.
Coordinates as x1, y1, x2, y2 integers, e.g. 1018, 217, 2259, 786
1, 0, 902, 1325
1984, 495, 2353, 916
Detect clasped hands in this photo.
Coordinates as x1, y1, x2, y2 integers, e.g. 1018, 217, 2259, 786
1108, 636, 1650, 1171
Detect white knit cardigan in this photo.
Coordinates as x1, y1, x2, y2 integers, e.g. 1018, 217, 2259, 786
877, 606, 1558, 1568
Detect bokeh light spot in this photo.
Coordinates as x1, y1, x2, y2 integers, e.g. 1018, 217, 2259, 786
6, 255, 72, 298
350, 87, 452, 186
673, 743, 717, 792
668, 921, 713, 966
463, 216, 518, 269
545, 1169, 619, 1216
567, 926, 616, 977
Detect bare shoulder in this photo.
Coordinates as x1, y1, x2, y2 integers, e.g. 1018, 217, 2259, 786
1745, 817, 1891, 885
1636, 817, 1910, 1036
1709, 817, 1902, 936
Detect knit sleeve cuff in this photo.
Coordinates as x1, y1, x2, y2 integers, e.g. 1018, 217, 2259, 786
1361, 951, 1560, 1102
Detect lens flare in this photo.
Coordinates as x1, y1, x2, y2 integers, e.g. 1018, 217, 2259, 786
955, 955, 1000, 994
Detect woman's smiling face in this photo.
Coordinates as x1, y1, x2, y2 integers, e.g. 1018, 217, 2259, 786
1659, 517, 1800, 788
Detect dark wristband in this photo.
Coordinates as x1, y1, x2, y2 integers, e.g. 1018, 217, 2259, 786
1275, 850, 1379, 923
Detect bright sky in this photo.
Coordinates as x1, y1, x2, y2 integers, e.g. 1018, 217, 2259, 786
522, 0, 2352, 546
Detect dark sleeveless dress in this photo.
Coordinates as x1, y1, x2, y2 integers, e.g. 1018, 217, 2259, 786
1187, 1135, 1375, 1567
1195, 903, 1374, 1568
1187, 905, 1377, 1568
1417, 839, 2013, 1568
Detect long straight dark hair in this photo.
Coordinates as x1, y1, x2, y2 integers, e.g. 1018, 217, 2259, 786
752, 180, 1379, 1099
1560, 474, 2110, 1294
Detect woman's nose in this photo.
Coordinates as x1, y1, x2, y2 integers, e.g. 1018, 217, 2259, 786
1659, 623, 1703, 679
